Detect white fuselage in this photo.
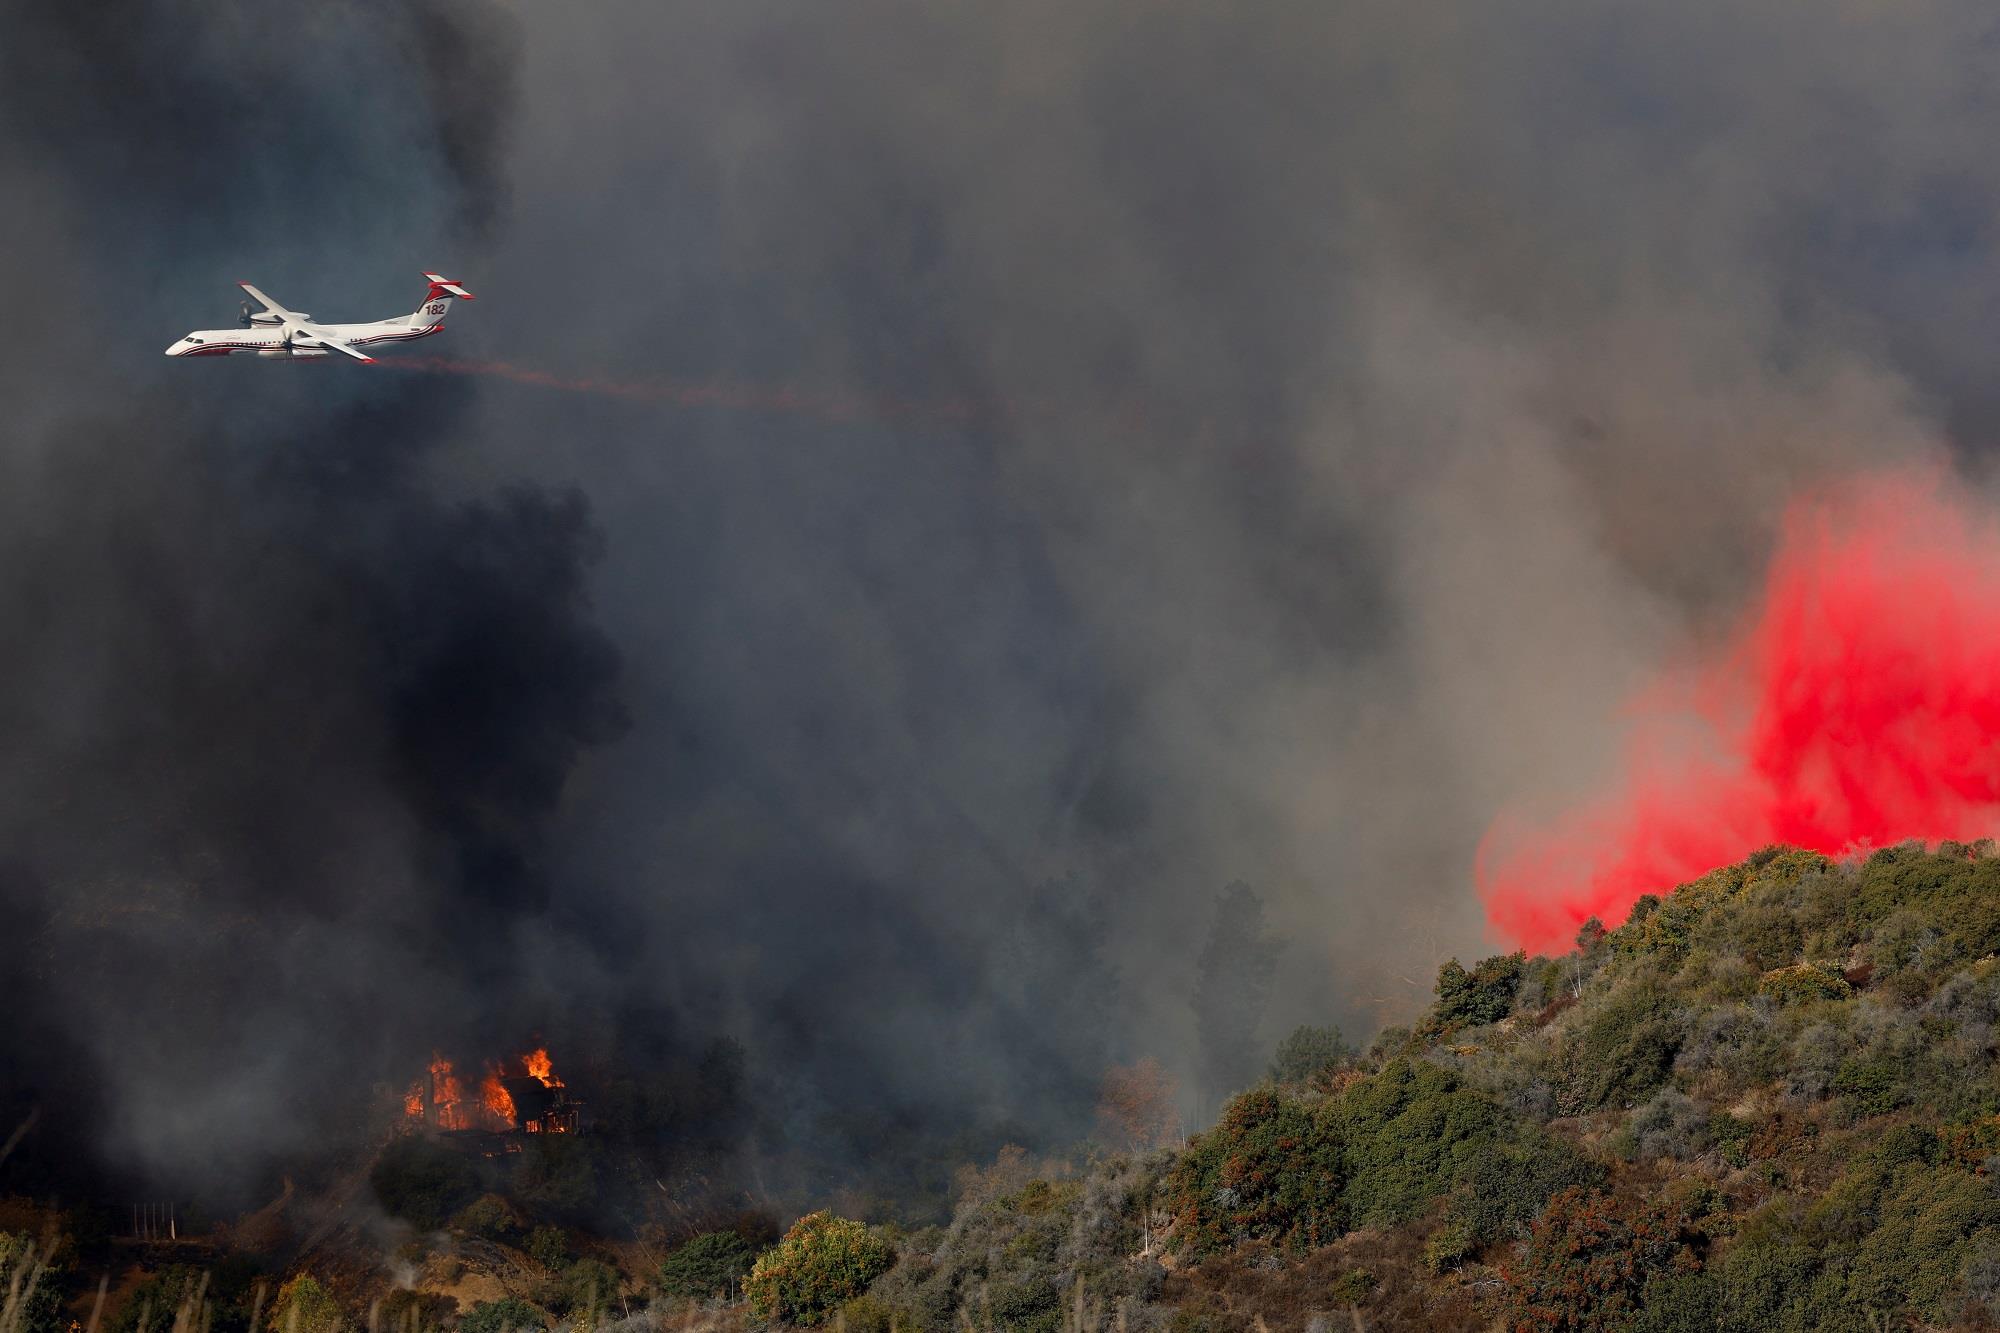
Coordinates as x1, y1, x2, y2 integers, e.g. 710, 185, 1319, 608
165, 310, 446, 358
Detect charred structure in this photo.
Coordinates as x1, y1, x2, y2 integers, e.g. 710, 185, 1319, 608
495, 1075, 579, 1135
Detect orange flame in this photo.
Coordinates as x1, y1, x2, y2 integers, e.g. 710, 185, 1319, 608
482, 1069, 518, 1126
428, 1053, 468, 1130
525, 1047, 563, 1088
404, 1046, 567, 1133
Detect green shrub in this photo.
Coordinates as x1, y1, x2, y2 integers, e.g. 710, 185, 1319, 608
1712, 1232, 1825, 1331
658, 1231, 758, 1302
1422, 1219, 1477, 1274
526, 1226, 569, 1270
1875, 1124, 1940, 1170
1446, 1130, 1602, 1245
1502, 1187, 1706, 1331
1839, 1164, 2000, 1320
1432, 953, 1526, 1028
1168, 1059, 1583, 1259
369, 1137, 483, 1231
539, 1258, 619, 1318
1757, 965, 1851, 1006
1164, 1085, 1343, 1255
1009, 1177, 1078, 1217
838, 1295, 898, 1333
1333, 1059, 1507, 1229
1629, 1273, 1724, 1332
1326, 1269, 1375, 1305
106, 1265, 202, 1333
744, 1212, 896, 1326
268, 1275, 347, 1333
1832, 1056, 1907, 1118
0, 1234, 69, 1333
987, 1275, 1061, 1333
861, 1156, 1165, 1333
1268, 1024, 1352, 1083
512, 1138, 601, 1225
1710, 1113, 1754, 1168
1551, 978, 1687, 1113
457, 1297, 546, 1333
450, 1194, 521, 1242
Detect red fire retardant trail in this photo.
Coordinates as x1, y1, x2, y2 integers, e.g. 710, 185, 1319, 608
390, 356, 1171, 436
392, 356, 1001, 427
1478, 467, 2000, 954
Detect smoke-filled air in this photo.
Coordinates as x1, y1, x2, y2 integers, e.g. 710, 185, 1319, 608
16, 0, 2000, 1318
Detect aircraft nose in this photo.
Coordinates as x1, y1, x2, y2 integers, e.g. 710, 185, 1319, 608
163, 340, 185, 356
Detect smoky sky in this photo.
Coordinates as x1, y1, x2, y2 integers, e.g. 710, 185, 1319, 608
5, 0, 2000, 1206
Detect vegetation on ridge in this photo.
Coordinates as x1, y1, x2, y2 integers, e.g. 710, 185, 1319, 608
23, 842, 2000, 1331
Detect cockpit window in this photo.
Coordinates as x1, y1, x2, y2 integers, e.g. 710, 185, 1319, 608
187, 337, 203, 344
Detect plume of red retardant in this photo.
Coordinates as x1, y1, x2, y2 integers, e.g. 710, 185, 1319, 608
1477, 466, 2000, 954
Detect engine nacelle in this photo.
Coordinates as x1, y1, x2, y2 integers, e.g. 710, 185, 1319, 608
256, 347, 328, 359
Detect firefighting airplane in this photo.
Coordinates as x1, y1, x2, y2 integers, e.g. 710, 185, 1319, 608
164, 273, 475, 363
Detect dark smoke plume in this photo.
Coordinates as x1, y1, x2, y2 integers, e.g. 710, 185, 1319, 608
0, 0, 618, 1203
7, 0, 2000, 1216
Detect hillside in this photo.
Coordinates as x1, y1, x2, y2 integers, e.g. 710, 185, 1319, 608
848, 841, 2000, 1332
17, 841, 2000, 1333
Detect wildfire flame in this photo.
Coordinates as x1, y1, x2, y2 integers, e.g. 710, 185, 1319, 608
403, 1045, 567, 1132
482, 1070, 517, 1125
525, 1047, 562, 1088
430, 1053, 467, 1130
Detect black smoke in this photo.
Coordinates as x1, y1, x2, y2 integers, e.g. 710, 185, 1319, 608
0, 0, 626, 1205
11, 0, 2000, 1224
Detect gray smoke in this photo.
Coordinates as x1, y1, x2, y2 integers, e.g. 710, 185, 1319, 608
2, 0, 1994, 1210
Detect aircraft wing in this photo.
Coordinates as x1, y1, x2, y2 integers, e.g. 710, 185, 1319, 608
293, 328, 376, 364
238, 283, 375, 363
237, 281, 291, 318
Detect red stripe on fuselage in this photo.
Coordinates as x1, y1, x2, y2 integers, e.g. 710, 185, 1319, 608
173, 323, 442, 356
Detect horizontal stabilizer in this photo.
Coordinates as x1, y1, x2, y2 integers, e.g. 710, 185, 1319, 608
422, 272, 476, 300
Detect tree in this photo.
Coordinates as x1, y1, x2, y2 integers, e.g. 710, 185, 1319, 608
1269, 1024, 1352, 1084
1095, 1057, 1180, 1150
744, 1213, 896, 1326
1191, 882, 1279, 1120
1432, 953, 1525, 1029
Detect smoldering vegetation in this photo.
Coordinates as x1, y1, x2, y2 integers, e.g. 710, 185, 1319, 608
4, 0, 2000, 1223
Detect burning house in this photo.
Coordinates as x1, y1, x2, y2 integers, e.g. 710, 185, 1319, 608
403, 1046, 583, 1150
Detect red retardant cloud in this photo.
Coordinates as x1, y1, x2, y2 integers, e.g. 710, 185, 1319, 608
1477, 467, 2000, 954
